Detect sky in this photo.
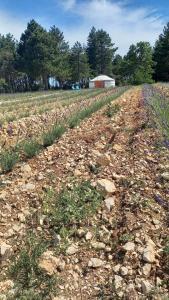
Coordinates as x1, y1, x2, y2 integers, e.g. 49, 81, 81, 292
0, 0, 168, 55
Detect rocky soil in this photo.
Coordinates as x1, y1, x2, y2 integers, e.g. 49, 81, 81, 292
0, 87, 169, 299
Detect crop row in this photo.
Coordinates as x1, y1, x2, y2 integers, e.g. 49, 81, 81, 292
0, 86, 128, 173
0, 89, 106, 124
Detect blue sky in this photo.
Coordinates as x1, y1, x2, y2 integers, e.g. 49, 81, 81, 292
0, 0, 168, 55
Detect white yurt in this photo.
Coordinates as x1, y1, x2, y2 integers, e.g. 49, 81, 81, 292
89, 75, 115, 89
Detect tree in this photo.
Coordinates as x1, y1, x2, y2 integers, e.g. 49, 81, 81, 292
87, 28, 117, 76
49, 26, 70, 83
17, 19, 51, 89
154, 23, 169, 82
112, 54, 123, 85
69, 42, 90, 82
122, 42, 154, 84
0, 34, 18, 92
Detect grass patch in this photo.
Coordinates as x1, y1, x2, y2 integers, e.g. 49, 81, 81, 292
0, 150, 19, 173
106, 103, 120, 118
43, 181, 103, 237
8, 234, 57, 300
23, 140, 41, 158
43, 124, 66, 147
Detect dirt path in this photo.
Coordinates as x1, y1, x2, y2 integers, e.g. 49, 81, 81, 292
0, 87, 169, 299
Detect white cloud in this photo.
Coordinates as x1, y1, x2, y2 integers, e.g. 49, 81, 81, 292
61, 0, 76, 10
0, 10, 27, 40
61, 0, 164, 55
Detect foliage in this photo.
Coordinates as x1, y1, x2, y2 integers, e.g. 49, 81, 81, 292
23, 140, 41, 158
43, 181, 103, 234
121, 42, 154, 84
69, 41, 90, 82
87, 27, 117, 76
0, 150, 19, 173
43, 124, 66, 147
154, 23, 169, 82
9, 234, 57, 299
106, 103, 120, 117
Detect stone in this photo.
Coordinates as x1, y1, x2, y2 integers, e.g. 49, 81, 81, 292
141, 280, 153, 294
161, 172, 169, 181
113, 264, 121, 273
20, 183, 35, 192
114, 275, 123, 290
97, 179, 116, 194
77, 229, 85, 238
21, 164, 32, 177
142, 245, 155, 263
0, 192, 7, 201
88, 258, 104, 268
66, 244, 79, 255
85, 232, 93, 241
104, 197, 115, 211
113, 144, 123, 152
123, 242, 135, 251
0, 280, 14, 293
97, 154, 111, 166
142, 264, 151, 276
74, 169, 82, 176
120, 266, 128, 276
39, 251, 64, 275
91, 242, 106, 250
0, 242, 12, 259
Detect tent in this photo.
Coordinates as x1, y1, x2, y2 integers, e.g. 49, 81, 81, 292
89, 75, 115, 89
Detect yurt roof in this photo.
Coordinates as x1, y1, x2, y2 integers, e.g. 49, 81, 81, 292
90, 75, 115, 82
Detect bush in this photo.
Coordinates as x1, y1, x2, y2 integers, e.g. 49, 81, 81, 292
106, 103, 120, 117
9, 235, 57, 299
0, 150, 19, 173
23, 140, 41, 158
43, 125, 66, 147
44, 181, 103, 234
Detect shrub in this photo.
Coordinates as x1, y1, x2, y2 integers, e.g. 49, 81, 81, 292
23, 140, 41, 158
44, 181, 103, 234
9, 235, 57, 299
106, 103, 120, 117
0, 150, 19, 173
43, 124, 66, 147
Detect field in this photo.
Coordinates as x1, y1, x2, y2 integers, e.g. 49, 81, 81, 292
0, 85, 169, 299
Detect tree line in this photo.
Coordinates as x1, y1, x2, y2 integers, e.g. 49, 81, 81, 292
0, 19, 169, 92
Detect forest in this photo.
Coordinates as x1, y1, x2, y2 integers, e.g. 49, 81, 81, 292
0, 19, 169, 92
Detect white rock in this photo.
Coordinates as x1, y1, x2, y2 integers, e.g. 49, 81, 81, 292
142, 246, 155, 263
114, 275, 123, 290
38, 250, 64, 275
21, 164, 32, 177
120, 266, 128, 276
0, 242, 12, 259
113, 264, 121, 273
77, 229, 85, 238
21, 183, 35, 192
91, 242, 105, 250
141, 280, 153, 294
142, 263, 151, 276
97, 179, 116, 194
0, 192, 7, 201
161, 172, 169, 181
66, 244, 79, 255
88, 258, 104, 268
104, 197, 115, 211
85, 232, 93, 241
123, 242, 135, 251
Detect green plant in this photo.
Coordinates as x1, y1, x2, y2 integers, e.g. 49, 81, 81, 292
9, 234, 57, 299
43, 124, 66, 147
106, 103, 120, 117
0, 150, 19, 173
23, 140, 41, 158
43, 181, 103, 235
